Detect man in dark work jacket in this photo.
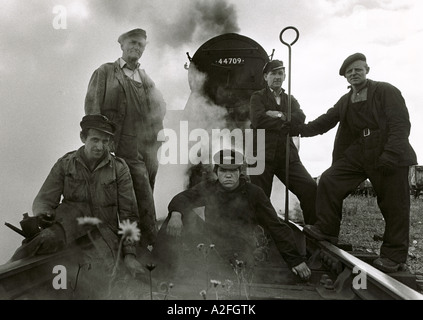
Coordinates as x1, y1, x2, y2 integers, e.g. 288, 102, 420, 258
249, 60, 317, 225
290, 53, 417, 273
158, 149, 311, 281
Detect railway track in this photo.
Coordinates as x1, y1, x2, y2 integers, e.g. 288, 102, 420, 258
0, 222, 422, 300
293, 222, 423, 300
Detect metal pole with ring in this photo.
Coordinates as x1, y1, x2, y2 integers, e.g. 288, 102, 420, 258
279, 26, 299, 222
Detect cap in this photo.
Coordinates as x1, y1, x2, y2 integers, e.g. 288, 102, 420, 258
263, 59, 284, 74
339, 53, 366, 76
213, 149, 244, 170
118, 28, 147, 44
80, 115, 115, 136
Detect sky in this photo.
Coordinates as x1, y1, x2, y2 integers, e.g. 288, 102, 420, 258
0, 0, 422, 264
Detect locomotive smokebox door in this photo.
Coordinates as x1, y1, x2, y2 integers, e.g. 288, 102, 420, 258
186, 33, 270, 125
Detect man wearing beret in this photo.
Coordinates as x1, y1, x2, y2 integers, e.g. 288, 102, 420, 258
249, 59, 317, 225
154, 149, 312, 282
10, 115, 144, 278
85, 28, 166, 247
290, 53, 417, 273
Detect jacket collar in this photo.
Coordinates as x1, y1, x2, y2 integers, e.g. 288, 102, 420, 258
74, 146, 113, 172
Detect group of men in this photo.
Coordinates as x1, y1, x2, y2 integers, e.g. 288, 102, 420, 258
10, 27, 417, 285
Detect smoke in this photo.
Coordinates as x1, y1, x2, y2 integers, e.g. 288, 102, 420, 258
154, 0, 240, 48
89, 0, 239, 49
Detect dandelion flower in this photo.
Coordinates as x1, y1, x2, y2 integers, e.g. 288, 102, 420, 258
199, 290, 207, 299
236, 259, 244, 268
77, 216, 102, 226
210, 279, 221, 287
118, 219, 141, 242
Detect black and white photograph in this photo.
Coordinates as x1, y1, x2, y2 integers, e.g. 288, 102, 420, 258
0, 0, 422, 305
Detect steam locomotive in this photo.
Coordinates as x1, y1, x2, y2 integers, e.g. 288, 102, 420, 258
184, 32, 271, 127
181, 33, 273, 187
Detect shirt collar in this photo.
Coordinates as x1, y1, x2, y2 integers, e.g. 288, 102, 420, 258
348, 80, 368, 93
119, 57, 140, 70
269, 87, 283, 96
76, 146, 111, 171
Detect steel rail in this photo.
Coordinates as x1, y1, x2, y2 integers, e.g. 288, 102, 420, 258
289, 221, 423, 300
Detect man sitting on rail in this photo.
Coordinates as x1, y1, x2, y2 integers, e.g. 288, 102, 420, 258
154, 149, 311, 281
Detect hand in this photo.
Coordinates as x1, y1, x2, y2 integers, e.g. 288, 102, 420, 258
37, 211, 56, 229
281, 120, 291, 130
289, 124, 302, 136
36, 224, 66, 254
376, 152, 398, 175
291, 261, 311, 281
266, 110, 286, 120
124, 254, 145, 277
166, 211, 183, 237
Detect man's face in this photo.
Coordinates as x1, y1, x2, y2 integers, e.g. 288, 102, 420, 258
81, 129, 111, 162
345, 60, 369, 87
217, 167, 240, 191
121, 35, 147, 62
264, 68, 286, 91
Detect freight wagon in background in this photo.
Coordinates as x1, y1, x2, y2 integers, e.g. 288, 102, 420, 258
409, 165, 423, 198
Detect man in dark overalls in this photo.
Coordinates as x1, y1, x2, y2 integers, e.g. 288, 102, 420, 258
290, 53, 417, 273
85, 29, 166, 247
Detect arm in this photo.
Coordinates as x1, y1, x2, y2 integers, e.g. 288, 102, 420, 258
292, 102, 341, 137
115, 158, 140, 256
165, 183, 209, 237
32, 160, 65, 216
249, 92, 287, 130
288, 95, 306, 125
167, 182, 209, 218
84, 67, 106, 115
140, 69, 167, 122
378, 83, 411, 162
252, 187, 306, 269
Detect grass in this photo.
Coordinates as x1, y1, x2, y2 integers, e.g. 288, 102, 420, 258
339, 195, 423, 275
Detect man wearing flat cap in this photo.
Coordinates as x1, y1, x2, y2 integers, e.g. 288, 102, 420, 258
85, 28, 167, 247
290, 53, 417, 273
9, 115, 144, 282
249, 59, 317, 226
153, 149, 311, 281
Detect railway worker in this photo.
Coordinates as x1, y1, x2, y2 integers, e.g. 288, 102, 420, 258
84, 28, 166, 248
289, 53, 417, 273
9, 115, 144, 277
156, 149, 312, 281
249, 59, 317, 225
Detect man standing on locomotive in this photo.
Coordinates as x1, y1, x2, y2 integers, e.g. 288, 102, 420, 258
84, 28, 166, 248
289, 53, 417, 273
249, 60, 317, 225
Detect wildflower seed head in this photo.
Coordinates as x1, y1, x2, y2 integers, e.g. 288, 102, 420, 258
77, 216, 102, 226
118, 219, 141, 242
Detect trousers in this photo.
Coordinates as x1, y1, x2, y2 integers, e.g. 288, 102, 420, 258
316, 157, 410, 263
